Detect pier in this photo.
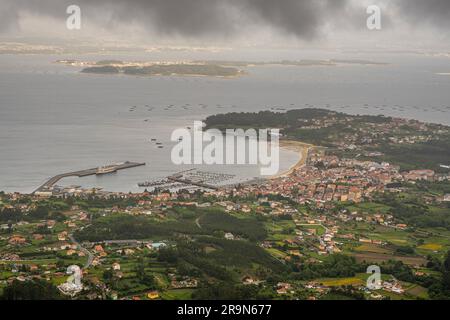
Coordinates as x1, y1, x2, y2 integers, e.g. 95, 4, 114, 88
137, 169, 236, 191
167, 175, 219, 190
33, 161, 145, 194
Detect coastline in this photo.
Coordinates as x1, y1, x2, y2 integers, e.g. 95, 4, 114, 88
272, 140, 313, 179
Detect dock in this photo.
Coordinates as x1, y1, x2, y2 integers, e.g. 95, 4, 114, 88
167, 176, 219, 190
137, 169, 236, 191
33, 161, 145, 194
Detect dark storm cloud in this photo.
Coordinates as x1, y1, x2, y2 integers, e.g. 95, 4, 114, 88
235, 0, 353, 40
0, 0, 449, 39
0, 0, 356, 39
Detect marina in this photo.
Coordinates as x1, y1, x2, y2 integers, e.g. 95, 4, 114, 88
137, 169, 236, 191
2, 53, 450, 194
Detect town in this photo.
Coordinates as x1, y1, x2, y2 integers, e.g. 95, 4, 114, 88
1, 109, 450, 300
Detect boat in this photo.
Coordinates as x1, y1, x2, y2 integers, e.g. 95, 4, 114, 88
138, 179, 169, 187
96, 165, 117, 175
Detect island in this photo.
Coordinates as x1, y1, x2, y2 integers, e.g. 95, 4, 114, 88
78, 60, 243, 78
55, 59, 387, 79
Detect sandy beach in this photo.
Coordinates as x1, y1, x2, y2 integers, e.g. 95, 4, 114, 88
272, 140, 313, 179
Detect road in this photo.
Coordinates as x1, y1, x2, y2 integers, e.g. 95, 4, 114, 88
195, 217, 202, 229
69, 234, 94, 269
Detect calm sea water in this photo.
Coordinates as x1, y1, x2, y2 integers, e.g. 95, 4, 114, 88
0, 51, 449, 193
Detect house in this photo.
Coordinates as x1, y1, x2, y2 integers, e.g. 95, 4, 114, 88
1, 253, 20, 261
149, 242, 167, 250
58, 231, 68, 241
46, 220, 56, 229
241, 206, 252, 213
29, 265, 38, 271
198, 202, 211, 208
276, 282, 293, 295
66, 249, 77, 256
91, 258, 101, 266
33, 234, 44, 240
94, 245, 104, 253
338, 233, 354, 240
242, 276, 262, 285
147, 291, 159, 300
8, 235, 26, 245
35, 191, 52, 197
404, 170, 435, 181
224, 232, 235, 240
112, 263, 121, 271
79, 212, 89, 221
288, 250, 302, 257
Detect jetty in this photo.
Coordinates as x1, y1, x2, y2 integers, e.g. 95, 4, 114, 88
167, 175, 219, 190
33, 161, 145, 194
137, 169, 236, 191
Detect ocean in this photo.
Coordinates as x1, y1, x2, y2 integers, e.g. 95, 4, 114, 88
0, 51, 449, 193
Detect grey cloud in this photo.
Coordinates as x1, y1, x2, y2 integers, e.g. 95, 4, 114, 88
0, 0, 449, 40
395, 0, 450, 28
235, 0, 353, 40
0, 0, 360, 39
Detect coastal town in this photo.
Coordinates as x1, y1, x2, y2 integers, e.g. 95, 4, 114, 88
1, 109, 450, 300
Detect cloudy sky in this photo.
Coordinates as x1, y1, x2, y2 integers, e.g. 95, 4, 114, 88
0, 0, 449, 50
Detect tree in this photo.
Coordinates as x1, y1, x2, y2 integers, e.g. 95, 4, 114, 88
442, 250, 450, 291
1, 280, 63, 300
135, 257, 159, 289
158, 248, 178, 264
103, 269, 114, 282
56, 259, 66, 270
192, 282, 259, 300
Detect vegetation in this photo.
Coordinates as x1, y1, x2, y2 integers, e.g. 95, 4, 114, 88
293, 255, 365, 280
205, 108, 450, 171
374, 192, 450, 230
0, 280, 64, 300
74, 214, 202, 241
81, 63, 241, 77
199, 211, 267, 241
81, 65, 120, 74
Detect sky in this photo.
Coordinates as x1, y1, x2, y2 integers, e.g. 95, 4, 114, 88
0, 0, 449, 50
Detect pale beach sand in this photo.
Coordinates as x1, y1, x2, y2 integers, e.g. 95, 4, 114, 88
271, 140, 313, 179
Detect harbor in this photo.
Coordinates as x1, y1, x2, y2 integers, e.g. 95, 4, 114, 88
33, 161, 146, 194
138, 169, 237, 191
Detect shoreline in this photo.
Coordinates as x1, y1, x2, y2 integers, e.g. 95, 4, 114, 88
272, 140, 313, 179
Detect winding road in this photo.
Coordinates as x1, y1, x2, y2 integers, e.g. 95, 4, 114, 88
69, 234, 94, 269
